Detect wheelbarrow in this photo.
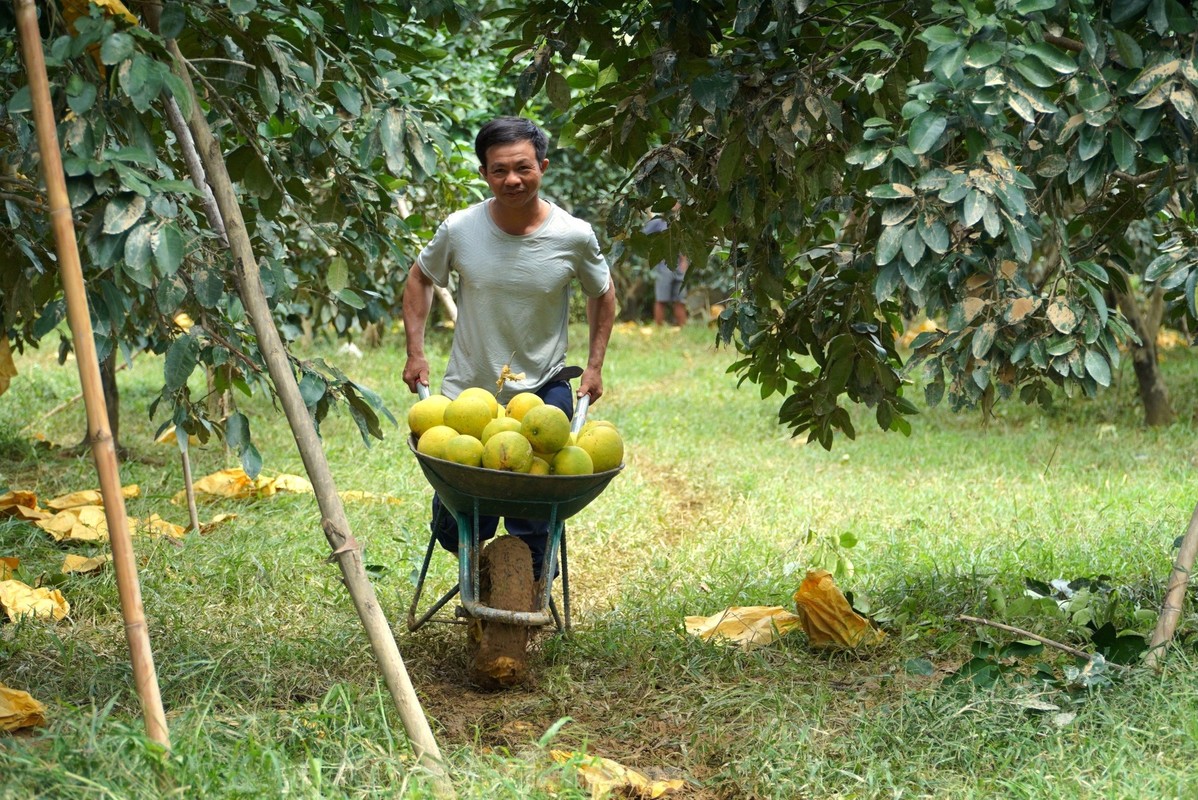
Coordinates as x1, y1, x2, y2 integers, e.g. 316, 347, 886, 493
405, 384, 622, 686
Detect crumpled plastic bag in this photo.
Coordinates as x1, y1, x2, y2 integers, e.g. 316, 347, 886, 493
0, 580, 70, 622
793, 569, 885, 649
0, 684, 46, 731
684, 606, 804, 649
551, 750, 685, 798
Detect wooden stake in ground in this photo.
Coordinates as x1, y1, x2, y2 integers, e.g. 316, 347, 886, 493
13, 0, 169, 748
1145, 501, 1198, 669
141, 8, 451, 792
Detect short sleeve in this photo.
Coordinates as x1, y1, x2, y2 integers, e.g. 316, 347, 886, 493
415, 220, 452, 287
577, 229, 611, 298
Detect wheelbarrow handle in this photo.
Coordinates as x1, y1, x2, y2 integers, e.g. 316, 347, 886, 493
417, 383, 430, 401
570, 393, 590, 435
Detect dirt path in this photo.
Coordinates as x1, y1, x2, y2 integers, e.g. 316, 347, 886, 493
402, 448, 724, 793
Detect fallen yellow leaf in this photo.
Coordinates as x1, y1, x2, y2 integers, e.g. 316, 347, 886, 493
793, 569, 885, 649
338, 490, 403, 505
35, 506, 110, 543
551, 750, 685, 799
684, 605, 803, 649
62, 553, 112, 574
0, 556, 18, 580
199, 513, 238, 534
0, 334, 16, 399
131, 514, 186, 538
0, 580, 70, 622
0, 684, 46, 731
173, 468, 313, 504
45, 484, 139, 511
0, 490, 50, 521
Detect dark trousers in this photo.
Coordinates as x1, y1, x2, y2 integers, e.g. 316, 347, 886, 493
430, 380, 574, 580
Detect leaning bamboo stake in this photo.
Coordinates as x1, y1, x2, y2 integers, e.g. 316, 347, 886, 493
144, 13, 452, 793
1145, 501, 1198, 669
13, 0, 169, 748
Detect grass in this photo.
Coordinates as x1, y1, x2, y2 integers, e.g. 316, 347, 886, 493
1, 321, 1197, 798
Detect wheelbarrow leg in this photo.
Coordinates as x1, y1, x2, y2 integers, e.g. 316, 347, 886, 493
407, 526, 462, 631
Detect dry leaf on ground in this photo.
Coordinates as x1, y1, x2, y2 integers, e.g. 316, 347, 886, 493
684, 605, 803, 648
62, 553, 112, 574
338, 490, 403, 505
793, 569, 885, 649
0, 557, 18, 580
0, 580, 70, 622
0, 491, 50, 522
35, 506, 109, 542
0, 684, 46, 731
173, 468, 313, 504
45, 484, 139, 511
551, 750, 685, 798
199, 513, 238, 534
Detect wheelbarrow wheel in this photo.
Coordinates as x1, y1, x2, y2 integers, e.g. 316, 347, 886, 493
468, 535, 535, 689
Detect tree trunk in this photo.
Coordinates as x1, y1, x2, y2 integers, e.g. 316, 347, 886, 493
100, 349, 120, 448
1116, 286, 1175, 426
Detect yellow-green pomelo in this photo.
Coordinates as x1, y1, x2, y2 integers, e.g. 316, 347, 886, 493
520, 405, 570, 454
528, 456, 551, 476
408, 394, 451, 436
481, 416, 523, 444
458, 386, 499, 418
416, 425, 459, 460
496, 404, 506, 419
505, 392, 544, 421
551, 446, 593, 475
580, 419, 617, 436
443, 395, 492, 439
576, 425, 624, 472
443, 434, 484, 467
481, 430, 534, 472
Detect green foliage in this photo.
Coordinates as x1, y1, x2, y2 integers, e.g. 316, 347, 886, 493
506, 0, 1198, 446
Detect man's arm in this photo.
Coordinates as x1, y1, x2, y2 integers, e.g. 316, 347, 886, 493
401, 262, 435, 393
579, 282, 616, 402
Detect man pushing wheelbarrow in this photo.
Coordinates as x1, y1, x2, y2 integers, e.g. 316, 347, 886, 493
401, 116, 617, 687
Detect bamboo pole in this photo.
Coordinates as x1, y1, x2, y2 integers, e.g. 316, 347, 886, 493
13, 0, 170, 748
143, 10, 451, 792
1145, 501, 1198, 669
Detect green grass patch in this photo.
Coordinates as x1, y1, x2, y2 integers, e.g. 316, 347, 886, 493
2, 324, 1197, 798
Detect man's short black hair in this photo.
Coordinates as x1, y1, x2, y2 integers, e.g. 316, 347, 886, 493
475, 117, 549, 168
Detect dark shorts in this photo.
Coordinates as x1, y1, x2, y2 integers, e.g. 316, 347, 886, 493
429, 379, 574, 580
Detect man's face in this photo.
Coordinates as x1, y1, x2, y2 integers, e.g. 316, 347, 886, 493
480, 140, 547, 211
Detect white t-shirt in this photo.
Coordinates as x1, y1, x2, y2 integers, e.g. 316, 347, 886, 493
417, 199, 611, 403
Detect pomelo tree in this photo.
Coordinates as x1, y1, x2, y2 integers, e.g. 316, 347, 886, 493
504, 0, 1198, 445
0, 0, 507, 461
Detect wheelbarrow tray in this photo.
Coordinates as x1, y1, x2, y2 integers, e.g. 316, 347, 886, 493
408, 435, 622, 521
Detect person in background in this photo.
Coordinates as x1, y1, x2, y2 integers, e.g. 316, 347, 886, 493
643, 214, 689, 326
401, 116, 616, 578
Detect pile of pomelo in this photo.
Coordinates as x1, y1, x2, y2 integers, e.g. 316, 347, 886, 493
408, 387, 623, 476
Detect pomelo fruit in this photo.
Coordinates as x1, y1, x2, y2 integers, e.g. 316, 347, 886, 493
575, 425, 623, 472
505, 392, 544, 421
481, 416, 523, 444
458, 386, 499, 418
520, 405, 570, 454
481, 430, 534, 472
416, 425, 459, 460
443, 434, 484, 467
408, 394, 451, 437
528, 456, 551, 475
551, 446, 593, 475
444, 395, 492, 439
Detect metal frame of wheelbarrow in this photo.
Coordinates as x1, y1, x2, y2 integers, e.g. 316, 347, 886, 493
406, 391, 622, 633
